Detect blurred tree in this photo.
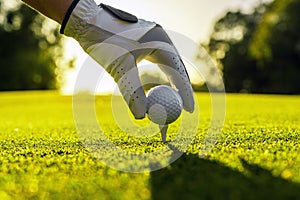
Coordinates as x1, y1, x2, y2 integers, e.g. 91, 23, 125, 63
0, 1, 65, 90
204, 0, 300, 94
249, 0, 300, 93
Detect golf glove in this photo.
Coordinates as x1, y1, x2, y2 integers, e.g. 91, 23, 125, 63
61, 0, 194, 119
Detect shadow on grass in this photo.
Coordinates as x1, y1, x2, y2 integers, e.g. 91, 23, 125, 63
150, 153, 300, 200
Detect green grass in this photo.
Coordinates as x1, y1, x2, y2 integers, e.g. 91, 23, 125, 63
0, 91, 299, 200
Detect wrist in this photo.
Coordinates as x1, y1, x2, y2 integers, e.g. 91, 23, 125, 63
60, 0, 80, 34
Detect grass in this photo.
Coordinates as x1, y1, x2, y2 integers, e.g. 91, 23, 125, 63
0, 91, 299, 199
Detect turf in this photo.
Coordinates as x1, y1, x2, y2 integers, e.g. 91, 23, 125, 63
0, 91, 299, 200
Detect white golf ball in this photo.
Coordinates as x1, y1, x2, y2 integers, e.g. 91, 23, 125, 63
146, 85, 183, 125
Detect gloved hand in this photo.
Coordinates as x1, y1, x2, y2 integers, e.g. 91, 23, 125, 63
61, 0, 194, 119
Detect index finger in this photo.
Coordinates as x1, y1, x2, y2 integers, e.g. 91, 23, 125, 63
146, 48, 195, 113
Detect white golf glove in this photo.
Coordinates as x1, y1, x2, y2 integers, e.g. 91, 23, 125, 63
61, 0, 194, 119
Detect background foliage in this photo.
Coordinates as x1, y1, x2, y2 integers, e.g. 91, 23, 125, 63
204, 0, 300, 94
0, 1, 64, 90
1, 0, 300, 94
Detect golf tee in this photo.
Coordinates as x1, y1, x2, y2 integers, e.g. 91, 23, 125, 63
159, 125, 168, 143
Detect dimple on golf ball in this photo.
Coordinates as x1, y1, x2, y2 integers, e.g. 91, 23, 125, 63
146, 85, 183, 125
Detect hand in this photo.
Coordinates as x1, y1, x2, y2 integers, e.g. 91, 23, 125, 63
61, 0, 194, 119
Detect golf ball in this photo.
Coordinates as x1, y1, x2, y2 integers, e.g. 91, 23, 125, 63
146, 85, 183, 125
